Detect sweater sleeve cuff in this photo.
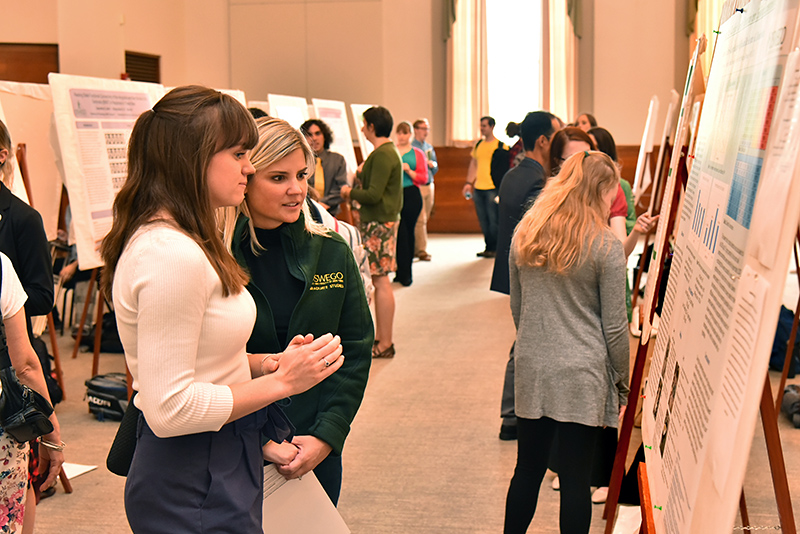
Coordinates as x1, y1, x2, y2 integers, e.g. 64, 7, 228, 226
140, 383, 234, 438
308, 413, 350, 455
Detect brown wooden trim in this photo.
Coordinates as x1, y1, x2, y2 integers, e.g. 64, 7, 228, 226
347, 144, 653, 234
0, 43, 58, 84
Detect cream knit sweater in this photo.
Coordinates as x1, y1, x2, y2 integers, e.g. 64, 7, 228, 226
113, 223, 256, 438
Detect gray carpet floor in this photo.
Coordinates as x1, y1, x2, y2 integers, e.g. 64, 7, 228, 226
32, 234, 800, 533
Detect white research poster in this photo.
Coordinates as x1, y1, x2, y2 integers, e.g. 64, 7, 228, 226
49, 73, 165, 270
350, 103, 375, 159
640, 1, 800, 532
312, 98, 358, 177
267, 94, 309, 129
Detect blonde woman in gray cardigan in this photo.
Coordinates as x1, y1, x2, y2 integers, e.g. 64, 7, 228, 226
503, 151, 629, 534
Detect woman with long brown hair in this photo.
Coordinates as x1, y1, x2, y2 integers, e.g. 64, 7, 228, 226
100, 86, 343, 533
504, 151, 629, 534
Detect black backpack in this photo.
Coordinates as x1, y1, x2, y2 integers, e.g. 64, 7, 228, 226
31, 336, 63, 405
476, 140, 510, 189
490, 143, 510, 188
85, 372, 128, 421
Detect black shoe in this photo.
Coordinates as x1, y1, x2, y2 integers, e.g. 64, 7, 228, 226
499, 424, 517, 441
483, 251, 496, 258
477, 250, 487, 257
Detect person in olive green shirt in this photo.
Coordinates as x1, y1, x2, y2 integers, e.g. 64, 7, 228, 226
341, 106, 403, 359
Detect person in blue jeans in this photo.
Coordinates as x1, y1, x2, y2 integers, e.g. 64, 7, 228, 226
462, 116, 502, 258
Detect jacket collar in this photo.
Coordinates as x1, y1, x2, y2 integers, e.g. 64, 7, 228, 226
232, 212, 313, 265
0, 182, 13, 211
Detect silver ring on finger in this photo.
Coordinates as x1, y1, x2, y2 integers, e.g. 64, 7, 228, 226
323, 358, 332, 367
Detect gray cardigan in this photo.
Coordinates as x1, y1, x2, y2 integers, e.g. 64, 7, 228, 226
509, 231, 629, 428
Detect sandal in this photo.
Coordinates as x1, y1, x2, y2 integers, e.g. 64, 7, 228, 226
372, 344, 395, 358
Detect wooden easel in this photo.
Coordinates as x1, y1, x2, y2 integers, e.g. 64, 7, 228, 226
603, 146, 687, 534
603, 33, 706, 530
606, 10, 799, 530
13, 143, 72, 495
69, 268, 105, 377
630, 118, 678, 309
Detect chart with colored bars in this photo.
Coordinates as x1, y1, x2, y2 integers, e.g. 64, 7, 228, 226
727, 153, 762, 229
691, 192, 721, 254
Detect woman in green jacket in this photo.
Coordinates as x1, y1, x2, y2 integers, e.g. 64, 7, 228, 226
229, 117, 373, 505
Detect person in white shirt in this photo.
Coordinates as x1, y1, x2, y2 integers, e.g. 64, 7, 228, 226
99, 86, 343, 534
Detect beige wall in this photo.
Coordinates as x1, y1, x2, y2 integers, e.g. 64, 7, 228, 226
229, 0, 448, 144
1, 0, 58, 43
57, 0, 124, 78
184, 0, 231, 88
3, 0, 688, 148
593, 0, 686, 145
2, 0, 230, 88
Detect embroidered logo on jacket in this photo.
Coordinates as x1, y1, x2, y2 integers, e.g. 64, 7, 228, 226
311, 272, 344, 290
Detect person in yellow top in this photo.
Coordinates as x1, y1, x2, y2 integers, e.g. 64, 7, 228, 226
462, 116, 502, 258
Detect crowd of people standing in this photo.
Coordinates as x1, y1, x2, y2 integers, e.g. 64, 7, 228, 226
0, 83, 656, 534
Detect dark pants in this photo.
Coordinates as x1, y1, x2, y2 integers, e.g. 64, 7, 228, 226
473, 188, 498, 252
126, 410, 266, 533
396, 186, 422, 285
504, 417, 601, 534
501, 342, 516, 425
314, 453, 343, 505
590, 427, 618, 487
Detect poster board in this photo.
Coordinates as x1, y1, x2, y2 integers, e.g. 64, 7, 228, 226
632, 96, 660, 201
641, 39, 707, 340
267, 94, 309, 129
262, 465, 350, 533
218, 89, 246, 107
247, 100, 270, 117
640, 1, 800, 532
648, 89, 680, 214
0, 82, 62, 239
49, 74, 165, 270
0, 99, 29, 206
312, 98, 358, 176
350, 103, 374, 159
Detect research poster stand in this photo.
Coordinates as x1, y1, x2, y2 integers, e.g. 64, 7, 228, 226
632, 96, 660, 205
267, 94, 310, 129
349, 103, 375, 160
631, 90, 683, 309
603, 34, 707, 533
608, 0, 800, 530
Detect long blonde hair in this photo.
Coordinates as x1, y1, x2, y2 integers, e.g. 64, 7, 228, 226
513, 150, 619, 274
223, 117, 328, 255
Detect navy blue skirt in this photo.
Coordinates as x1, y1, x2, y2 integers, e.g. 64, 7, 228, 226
125, 409, 268, 533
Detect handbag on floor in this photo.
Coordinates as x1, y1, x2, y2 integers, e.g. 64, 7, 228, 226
0, 263, 54, 443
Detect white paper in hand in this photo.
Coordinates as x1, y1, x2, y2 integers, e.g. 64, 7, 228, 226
262, 464, 350, 534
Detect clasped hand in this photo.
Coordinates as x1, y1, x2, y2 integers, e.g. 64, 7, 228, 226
259, 333, 344, 396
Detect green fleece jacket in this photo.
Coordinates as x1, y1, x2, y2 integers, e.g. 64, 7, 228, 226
233, 214, 374, 454
349, 141, 403, 223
